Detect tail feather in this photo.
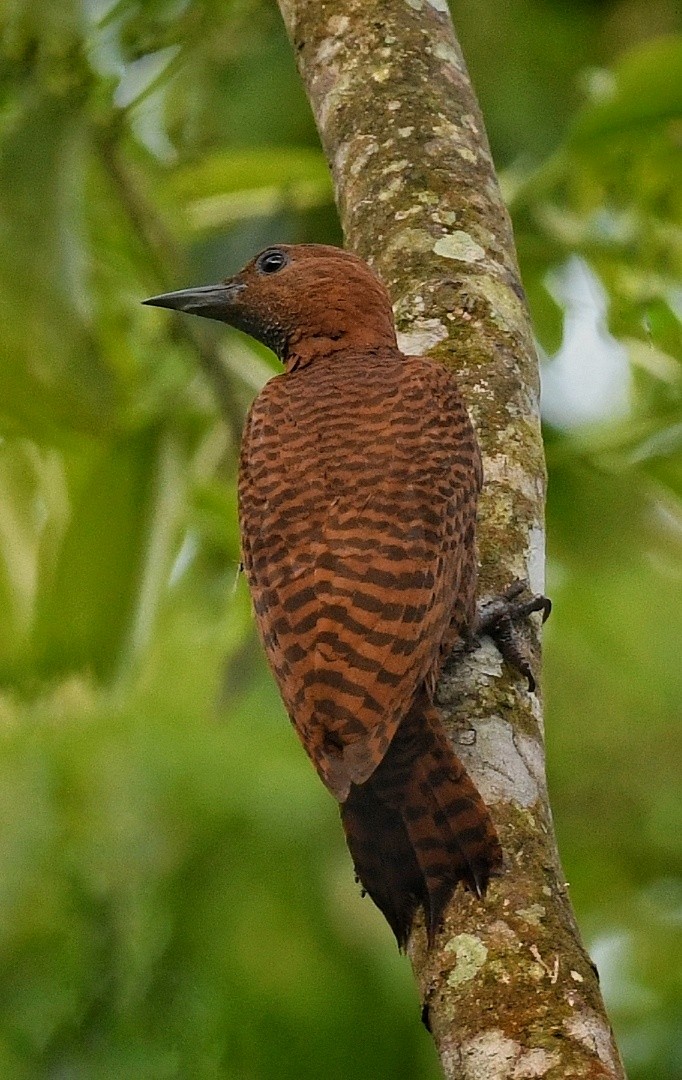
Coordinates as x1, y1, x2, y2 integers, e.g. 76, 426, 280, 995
341, 783, 424, 948
341, 700, 502, 947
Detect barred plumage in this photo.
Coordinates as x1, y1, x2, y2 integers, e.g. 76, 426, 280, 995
144, 244, 503, 947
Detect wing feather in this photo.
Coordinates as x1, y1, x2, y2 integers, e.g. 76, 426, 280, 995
238, 355, 480, 801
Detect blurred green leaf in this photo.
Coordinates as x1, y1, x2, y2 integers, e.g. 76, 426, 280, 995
168, 147, 333, 229
170, 147, 331, 201
33, 428, 184, 683
571, 37, 682, 142
0, 440, 72, 678
0, 97, 118, 438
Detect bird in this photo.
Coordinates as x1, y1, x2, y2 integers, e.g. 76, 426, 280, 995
144, 243, 521, 948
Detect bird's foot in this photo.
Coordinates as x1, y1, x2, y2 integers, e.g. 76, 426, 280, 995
474, 581, 551, 692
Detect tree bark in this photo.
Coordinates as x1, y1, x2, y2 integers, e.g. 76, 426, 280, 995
275, 1, 627, 1077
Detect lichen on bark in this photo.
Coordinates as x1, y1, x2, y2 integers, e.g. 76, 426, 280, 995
276, 1, 627, 1077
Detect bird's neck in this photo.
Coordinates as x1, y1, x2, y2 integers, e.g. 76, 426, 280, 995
283, 317, 398, 372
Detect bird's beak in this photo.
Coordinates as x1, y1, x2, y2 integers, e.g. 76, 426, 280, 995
142, 281, 246, 322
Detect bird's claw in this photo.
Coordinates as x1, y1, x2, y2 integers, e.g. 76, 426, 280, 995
474, 580, 551, 692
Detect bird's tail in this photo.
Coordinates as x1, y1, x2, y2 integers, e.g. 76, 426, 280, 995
340, 700, 502, 948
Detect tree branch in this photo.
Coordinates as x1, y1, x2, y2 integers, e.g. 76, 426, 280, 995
275, 1, 627, 1076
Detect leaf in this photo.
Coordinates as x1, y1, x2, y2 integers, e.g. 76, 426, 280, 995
570, 36, 682, 143
0, 95, 118, 439
166, 147, 333, 229
169, 147, 331, 201
114, 46, 182, 110
0, 441, 68, 674
32, 428, 184, 684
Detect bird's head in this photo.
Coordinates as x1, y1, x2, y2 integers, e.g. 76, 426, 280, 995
143, 244, 398, 370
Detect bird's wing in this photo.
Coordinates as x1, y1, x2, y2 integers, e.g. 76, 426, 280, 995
238, 357, 480, 801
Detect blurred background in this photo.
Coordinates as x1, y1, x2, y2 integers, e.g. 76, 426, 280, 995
0, 0, 680, 1076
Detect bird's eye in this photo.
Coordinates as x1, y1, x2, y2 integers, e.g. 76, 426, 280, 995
257, 249, 289, 275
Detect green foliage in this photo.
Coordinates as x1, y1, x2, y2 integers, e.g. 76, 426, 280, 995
0, 1, 680, 1077
513, 35, 682, 367
168, 148, 332, 232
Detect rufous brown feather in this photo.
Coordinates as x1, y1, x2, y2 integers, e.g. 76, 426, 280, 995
144, 244, 504, 946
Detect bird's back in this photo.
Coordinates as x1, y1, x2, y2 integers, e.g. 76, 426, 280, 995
238, 348, 481, 799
